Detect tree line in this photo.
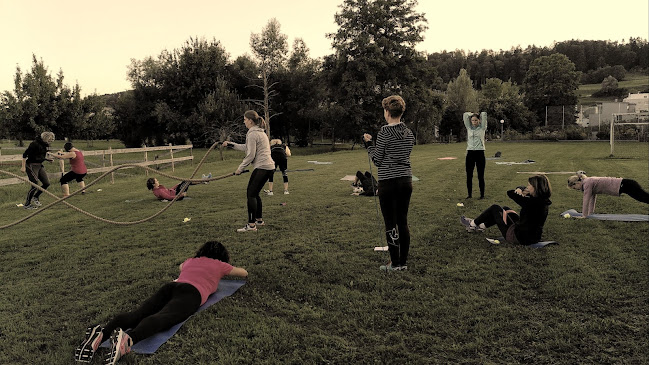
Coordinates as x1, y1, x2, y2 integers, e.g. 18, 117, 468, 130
1, 0, 647, 147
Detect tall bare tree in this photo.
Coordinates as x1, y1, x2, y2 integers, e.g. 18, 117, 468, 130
250, 18, 288, 137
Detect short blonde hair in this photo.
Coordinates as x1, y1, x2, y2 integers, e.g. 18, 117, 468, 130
40, 131, 55, 144
382, 95, 406, 118
270, 139, 282, 146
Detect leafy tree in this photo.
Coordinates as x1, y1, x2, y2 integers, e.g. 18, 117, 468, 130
441, 69, 478, 139
325, 0, 428, 146
250, 18, 289, 137
522, 53, 580, 124
273, 39, 325, 146
479, 78, 534, 132
117, 37, 234, 147
80, 94, 114, 143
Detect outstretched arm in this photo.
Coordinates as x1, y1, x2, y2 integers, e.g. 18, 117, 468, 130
228, 266, 248, 278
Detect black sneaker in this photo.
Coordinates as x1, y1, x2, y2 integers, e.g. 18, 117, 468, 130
74, 325, 103, 362
24, 204, 38, 210
31, 199, 42, 207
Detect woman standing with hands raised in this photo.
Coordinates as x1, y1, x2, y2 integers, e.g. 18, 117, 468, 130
463, 111, 488, 199
223, 110, 275, 232
363, 95, 415, 272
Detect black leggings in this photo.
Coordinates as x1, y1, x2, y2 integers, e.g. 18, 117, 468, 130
25, 163, 50, 204
465, 150, 486, 198
474, 204, 519, 239
102, 282, 201, 344
378, 177, 412, 267
246, 168, 274, 223
619, 179, 649, 204
267, 168, 288, 183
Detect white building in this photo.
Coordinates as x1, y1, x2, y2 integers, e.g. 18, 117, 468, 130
623, 92, 649, 112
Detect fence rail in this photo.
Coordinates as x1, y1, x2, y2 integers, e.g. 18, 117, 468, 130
0, 144, 192, 187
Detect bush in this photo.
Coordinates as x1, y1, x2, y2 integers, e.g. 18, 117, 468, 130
565, 126, 587, 140
591, 87, 629, 98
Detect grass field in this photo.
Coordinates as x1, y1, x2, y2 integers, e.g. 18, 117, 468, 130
0, 141, 648, 364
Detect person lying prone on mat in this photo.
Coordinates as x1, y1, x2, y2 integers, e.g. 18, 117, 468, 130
146, 178, 198, 201
460, 175, 552, 245
74, 241, 248, 364
351, 170, 378, 196
567, 171, 649, 217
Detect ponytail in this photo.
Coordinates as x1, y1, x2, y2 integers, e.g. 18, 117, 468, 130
244, 110, 266, 130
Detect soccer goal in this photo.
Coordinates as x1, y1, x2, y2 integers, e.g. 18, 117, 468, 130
609, 112, 649, 158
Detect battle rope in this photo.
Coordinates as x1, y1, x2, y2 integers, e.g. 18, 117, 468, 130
0, 141, 235, 229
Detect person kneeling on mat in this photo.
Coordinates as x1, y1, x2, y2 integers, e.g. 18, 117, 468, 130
74, 241, 248, 364
351, 170, 378, 196
460, 175, 552, 245
567, 171, 649, 217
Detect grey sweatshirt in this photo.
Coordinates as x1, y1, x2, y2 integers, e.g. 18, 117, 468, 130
230, 127, 275, 172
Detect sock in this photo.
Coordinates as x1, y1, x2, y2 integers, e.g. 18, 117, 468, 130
478, 223, 486, 229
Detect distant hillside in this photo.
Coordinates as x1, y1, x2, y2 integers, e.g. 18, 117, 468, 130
578, 72, 649, 105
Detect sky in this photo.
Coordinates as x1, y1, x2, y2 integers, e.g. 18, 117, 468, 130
1, 0, 647, 96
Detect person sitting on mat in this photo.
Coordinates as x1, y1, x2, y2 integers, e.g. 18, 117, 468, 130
567, 171, 649, 217
146, 178, 195, 201
54, 142, 87, 197
74, 241, 248, 364
266, 138, 291, 195
460, 174, 552, 245
351, 170, 378, 196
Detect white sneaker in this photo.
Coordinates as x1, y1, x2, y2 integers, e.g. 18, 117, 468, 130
284, 190, 289, 195
236, 224, 257, 232
264, 189, 274, 196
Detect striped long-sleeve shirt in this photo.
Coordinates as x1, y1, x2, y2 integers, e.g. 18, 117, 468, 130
366, 122, 415, 181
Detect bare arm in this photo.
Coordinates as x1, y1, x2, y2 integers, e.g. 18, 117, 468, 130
228, 266, 248, 278
54, 151, 76, 159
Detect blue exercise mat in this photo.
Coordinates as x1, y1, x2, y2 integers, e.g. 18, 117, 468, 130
561, 209, 649, 222
100, 280, 246, 354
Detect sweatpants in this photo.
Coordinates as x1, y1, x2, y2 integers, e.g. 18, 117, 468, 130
378, 177, 413, 267
102, 282, 201, 344
25, 163, 50, 205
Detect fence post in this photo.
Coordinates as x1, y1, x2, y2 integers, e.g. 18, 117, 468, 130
169, 143, 175, 172
144, 145, 148, 176
109, 147, 114, 184
191, 146, 194, 166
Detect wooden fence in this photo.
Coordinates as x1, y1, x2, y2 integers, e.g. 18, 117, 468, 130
0, 144, 193, 187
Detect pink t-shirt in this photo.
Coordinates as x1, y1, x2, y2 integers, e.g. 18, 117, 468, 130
70, 150, 87, 174
152, 184, 178, 201
176, 257, 234, 305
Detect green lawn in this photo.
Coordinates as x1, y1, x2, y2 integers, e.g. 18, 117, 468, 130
0, 141, 647, 364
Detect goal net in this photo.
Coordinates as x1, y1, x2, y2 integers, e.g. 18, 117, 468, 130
609, 112, 649, 158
